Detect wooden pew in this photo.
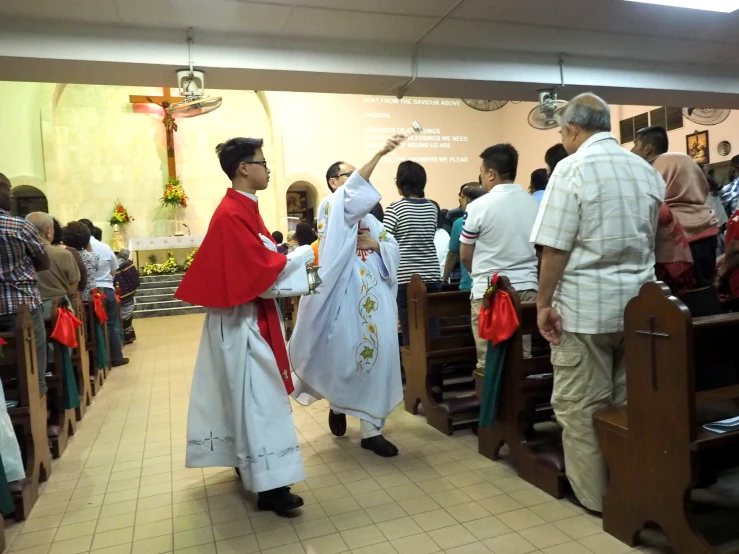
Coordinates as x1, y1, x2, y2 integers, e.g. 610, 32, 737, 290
595, 281, 739, 553
403, 275, 478, 435
69, 294, 92, 420
44, 298, 77, 458
473, 277, 565, 498
0, 306, 52, 521
84, 300, 106, 395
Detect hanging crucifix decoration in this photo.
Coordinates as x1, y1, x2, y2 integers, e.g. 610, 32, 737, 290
129, 89, 185, 180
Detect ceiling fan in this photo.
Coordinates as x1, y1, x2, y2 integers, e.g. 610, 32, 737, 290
461, 99, 509, 112
167, 29, 222, 119
682, 107, 730, 126
528, 55, 568, 131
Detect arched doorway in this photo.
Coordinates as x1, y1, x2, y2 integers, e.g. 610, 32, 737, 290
10, 185, 48, 218
286, 181, 319, 227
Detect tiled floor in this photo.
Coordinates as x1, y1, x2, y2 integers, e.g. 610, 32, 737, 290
5, 315, 659, 553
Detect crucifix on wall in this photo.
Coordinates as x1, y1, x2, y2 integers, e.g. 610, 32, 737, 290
129, 89, 185, 180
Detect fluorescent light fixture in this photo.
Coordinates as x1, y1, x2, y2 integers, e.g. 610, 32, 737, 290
625, 0, 739, 12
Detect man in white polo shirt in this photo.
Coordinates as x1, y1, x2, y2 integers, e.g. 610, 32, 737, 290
79, 219, 129, 367
460, 143, 539, 370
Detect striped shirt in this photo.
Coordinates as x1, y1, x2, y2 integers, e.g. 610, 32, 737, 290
383, 198, 441, 284
531, 132, 665, 334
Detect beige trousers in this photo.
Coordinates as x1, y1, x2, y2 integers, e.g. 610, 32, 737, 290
550, 330, 626, 513
470, 289, 536, 371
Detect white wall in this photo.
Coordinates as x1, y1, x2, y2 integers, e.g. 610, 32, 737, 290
0, 82, 45, 180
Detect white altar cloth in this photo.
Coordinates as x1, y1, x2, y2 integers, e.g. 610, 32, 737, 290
128, 235, 205, 253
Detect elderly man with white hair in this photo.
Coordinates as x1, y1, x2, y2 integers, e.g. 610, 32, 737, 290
26, 212, 80, 311
531, 93, 665, 514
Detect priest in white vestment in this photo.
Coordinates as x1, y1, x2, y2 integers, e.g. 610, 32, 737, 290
176, 137, 316, 514
290, 136, 405, 457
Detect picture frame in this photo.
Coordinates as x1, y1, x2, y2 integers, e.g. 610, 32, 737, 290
686, 130, 709, 165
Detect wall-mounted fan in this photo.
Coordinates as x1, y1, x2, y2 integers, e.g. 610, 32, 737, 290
167, 29, 222, 119
462, 100, 508, 112
528, 90, 567, 131
682, 108, 730, 126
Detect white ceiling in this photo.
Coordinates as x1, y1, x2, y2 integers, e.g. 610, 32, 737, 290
2, 0, 739, 106
1, 0, 739, 66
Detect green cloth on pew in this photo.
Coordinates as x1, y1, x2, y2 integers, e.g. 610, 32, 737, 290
95, 322, 108, 370
478, 340, 509, 429
61, 346, 80, 410
0, 453, 15, 517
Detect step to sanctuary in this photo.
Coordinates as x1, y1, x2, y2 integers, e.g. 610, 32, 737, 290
133, 273, 205, 319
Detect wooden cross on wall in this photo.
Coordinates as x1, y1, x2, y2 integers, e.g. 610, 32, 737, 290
129, 89, 185, 180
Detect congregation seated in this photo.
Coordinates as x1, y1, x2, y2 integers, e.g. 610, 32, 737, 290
718, 209, 739, 312
115, 248, 140, 344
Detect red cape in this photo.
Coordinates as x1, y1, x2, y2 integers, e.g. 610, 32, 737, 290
175, 189, 287, 308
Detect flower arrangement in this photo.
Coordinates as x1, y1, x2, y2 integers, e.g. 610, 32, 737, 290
161, 177, 188, 209
109, 200, 134, 226
141, 251, 179, 276
183, 248, 198, 271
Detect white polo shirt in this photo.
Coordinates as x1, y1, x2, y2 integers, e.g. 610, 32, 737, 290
460, 183, 539, 299
89, 237, 118, 290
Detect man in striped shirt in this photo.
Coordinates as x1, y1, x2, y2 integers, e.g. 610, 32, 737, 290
460, 144, 539, 368
383, 161, 441, 346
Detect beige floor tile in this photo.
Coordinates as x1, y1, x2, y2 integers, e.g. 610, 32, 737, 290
96, 513, 137, 534
497, 509, 547, 532
540, 541, 593, 554
551, 516, 602, 540
578, 532, 634, 554
491, 478, 534, 494
214, 534, 259, 554
48, 534, 94, 554
27, 502, 69, 520
19, 514, 64, 534
301, 532, 349, 554
349, 541, 397, 554
136, 506, 174, 525
249, 512, 293, 533
321, 497, 361, 516
289, 504, 328, 524
256, 526, 300, 550
313, 485, 352, 503
99, 501, 138, 520
173, 544, 216, 554
211, 519, 252, 542
427, 524, 478, 550
91, 527, 135, 551
137, 494, 172, 511
508, 489, 557, 508
54, 520, 98, 542
519, 524, 572, 549
377, 516, 425, 540
528, 502, 578, 523
363, 502, 407, 524
354, 490, 394, 509
483, 532, 538, 554
460, 483, 504, 501
386, 484, 426, 502
462, 516, 513, 541
339, 524, 387, 550
133, 519, 174, 542
87, 544, 132, 554
259, 544, 305, 554
173, 513, 211, 533
477, 496, 525, 516
8, 528, 57, 550
131, 534, 173, 554
344, 478, 382, 496
429, 489, 473, 508
293, 517, 337, 541
173, 501, 209, 518
173, 527, 215, 551
446, 502, 491, 523
397, 495, 441, 516
411, 509, 458, 532
390, 532, 441, 554
329, 510, 373, 532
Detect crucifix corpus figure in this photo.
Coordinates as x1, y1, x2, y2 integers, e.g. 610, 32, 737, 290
129, 89, 185, 179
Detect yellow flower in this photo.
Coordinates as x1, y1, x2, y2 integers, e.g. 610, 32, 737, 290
368, 325, 376, 333
360, 269, 365, 276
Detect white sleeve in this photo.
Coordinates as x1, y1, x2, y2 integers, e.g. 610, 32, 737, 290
259, 246, 313, 299
459, 203, 482, 245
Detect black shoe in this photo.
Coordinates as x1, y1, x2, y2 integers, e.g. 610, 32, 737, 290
111, 358, 129, 367
361, 435, 399, 457
566, 491, 602, 518
328, 410, 347, 437
257, 486, 304, 514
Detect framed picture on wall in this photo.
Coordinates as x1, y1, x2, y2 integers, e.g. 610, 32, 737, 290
686, 130, 710, 165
